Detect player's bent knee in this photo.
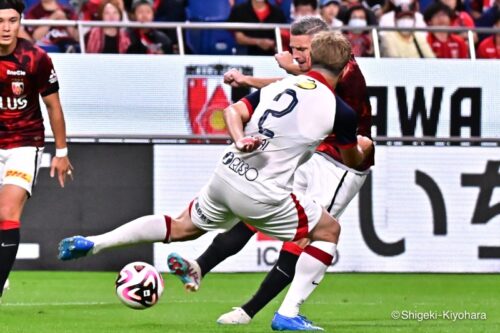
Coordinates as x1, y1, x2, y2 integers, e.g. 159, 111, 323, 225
309, 215, 341, 243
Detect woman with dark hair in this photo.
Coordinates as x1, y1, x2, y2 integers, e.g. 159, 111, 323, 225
85, 0, 131, 53
439, 0, 478, 43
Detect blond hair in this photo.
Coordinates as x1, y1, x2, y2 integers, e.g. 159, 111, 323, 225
310, 31, 352, 76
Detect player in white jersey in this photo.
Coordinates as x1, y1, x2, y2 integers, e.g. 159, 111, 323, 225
58, 31, 373, 329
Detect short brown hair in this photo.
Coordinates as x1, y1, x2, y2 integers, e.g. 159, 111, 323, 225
290, 16, 330, 36
310, 31, 351, 76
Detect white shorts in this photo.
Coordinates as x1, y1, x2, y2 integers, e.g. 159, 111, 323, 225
191, 174, 323, 241
293, 153, 368, 219
0, 147, 44, 195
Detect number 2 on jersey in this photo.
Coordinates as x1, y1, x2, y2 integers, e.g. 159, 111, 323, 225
258, 89, 298, 138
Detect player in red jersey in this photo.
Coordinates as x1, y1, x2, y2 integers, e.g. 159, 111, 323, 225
166, 16, 374, 327
0, 0, 73, 299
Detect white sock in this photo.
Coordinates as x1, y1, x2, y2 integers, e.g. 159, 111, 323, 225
278, 241, 336, 318
87, 215, 170, 255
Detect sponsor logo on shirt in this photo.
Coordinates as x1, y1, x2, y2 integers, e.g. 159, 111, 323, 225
7, 69, 26, 76
222, 152, 259, 181
49, 69, 58, 84
0, 96, 28, 110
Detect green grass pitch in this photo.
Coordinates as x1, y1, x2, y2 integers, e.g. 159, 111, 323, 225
1, 271, 498, 333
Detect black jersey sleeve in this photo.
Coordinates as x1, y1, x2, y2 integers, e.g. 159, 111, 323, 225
333, 95, 358, 149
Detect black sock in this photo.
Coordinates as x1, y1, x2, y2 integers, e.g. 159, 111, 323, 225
196, 222, 255, 276
0, 228, 20, 297
241, 250, 299, 318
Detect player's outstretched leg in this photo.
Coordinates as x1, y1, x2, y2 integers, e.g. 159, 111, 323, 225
58, 211, 204, 261
167, 253, 202, 292
217, 242, 303, 324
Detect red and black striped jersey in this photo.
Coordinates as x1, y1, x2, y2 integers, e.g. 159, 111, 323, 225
316, 55, 375, 171
0, 38, 59, 149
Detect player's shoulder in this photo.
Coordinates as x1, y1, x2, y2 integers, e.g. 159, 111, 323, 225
14, 39, 51, 63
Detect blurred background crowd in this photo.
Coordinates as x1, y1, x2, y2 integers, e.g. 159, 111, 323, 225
18, 0, 500, 58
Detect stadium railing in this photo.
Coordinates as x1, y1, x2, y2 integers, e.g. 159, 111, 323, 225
45, 134, 500, 147
22, 19, 500, 59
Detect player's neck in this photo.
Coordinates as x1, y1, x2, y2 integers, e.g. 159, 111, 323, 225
311, 67, 339, 90
0, 39, 17, 57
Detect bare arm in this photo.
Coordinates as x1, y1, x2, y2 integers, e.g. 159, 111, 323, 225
339, 135, 373, 168
234, 32, 275, 51
223, 101, 261, 152
223, 68, 281, 89
42, 92, 73, 187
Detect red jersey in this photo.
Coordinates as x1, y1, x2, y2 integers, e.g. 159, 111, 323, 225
316, 55, 374, 171
0, 39, 59, 149
477, 36, 500, 59
427, 34, 469, 59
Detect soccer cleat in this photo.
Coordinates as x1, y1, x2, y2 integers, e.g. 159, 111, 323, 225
3, 278, 9, 292
217, 307, 252, 325
271, 312, 324, 331
58, 236, 94, 261
167, 252, 201, 292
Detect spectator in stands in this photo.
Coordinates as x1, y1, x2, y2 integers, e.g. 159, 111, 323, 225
424, 2, 469, 57
227, 0, 287, 55
379, 0, 427, 28
477, 11, 500, 58
292, 0, 320, 19
85, 0, 131, 53
475, 0, 499, 34
380, 5, 436, 56
342, 4, 374, 56
364, 0, 386, 20
126, 0, 173, 54
320, 0, 344, 27
154, 0, 187, 50
439, 0, 478, 43
25, 0, 80, 52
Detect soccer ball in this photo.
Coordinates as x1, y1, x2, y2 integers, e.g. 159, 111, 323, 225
115, 261, 164, 309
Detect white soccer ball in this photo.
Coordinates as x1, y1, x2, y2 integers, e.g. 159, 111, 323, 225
115, 261, 164, 309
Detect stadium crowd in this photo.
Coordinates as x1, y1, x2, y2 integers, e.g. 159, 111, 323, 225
19, 0, 500, 57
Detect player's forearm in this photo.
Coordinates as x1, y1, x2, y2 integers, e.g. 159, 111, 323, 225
245, 76, 282, 89
281, 63, 303, 75
48, 107, 68, 149
223, 105, 246, 143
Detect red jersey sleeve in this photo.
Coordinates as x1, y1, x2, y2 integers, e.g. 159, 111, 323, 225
335, 56, 372, 138
36, 52, 59, 97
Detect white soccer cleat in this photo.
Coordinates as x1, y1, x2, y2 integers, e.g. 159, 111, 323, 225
217, 307, 252, 325
3, 278, 9, 291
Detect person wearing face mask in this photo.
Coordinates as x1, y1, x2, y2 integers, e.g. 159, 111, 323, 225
380, 5, 436, 57
343, 5, 375, 56
379, 0, 427, 29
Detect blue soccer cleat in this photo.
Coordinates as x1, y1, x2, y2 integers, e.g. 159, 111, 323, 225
167, 252, 201, 292
271, 312, 324, 331
58, 236, 94, 261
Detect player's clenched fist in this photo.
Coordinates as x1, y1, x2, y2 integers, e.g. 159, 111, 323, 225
235, 136, 263, 152
275, 51, 294, 71
223, 68, 247, 88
